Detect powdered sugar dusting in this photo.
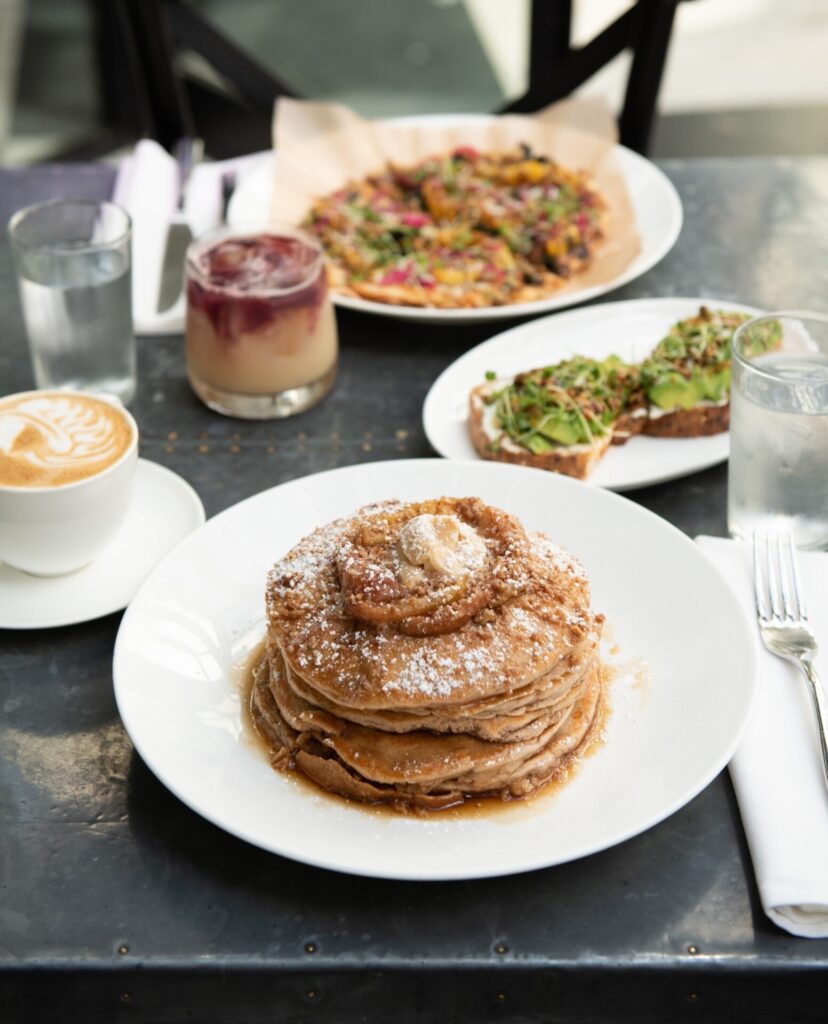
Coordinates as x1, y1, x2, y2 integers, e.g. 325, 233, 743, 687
383, 629, 505, 698
266, 499, 595, 706
530, 532, 584, 580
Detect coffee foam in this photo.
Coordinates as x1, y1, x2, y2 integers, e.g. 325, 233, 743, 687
0, 392, 134, 487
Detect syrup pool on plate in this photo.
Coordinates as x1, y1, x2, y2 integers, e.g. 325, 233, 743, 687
185, 226, 338, 419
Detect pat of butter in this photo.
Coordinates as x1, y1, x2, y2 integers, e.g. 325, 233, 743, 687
397, 514, 487, 588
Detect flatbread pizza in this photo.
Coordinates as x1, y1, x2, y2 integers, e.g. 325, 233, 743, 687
303, 146, 607, 308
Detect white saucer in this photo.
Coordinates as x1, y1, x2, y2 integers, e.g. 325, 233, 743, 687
0, 459, 206, 630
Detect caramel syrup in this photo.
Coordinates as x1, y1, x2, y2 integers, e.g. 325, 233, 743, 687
234, 643, 614, 822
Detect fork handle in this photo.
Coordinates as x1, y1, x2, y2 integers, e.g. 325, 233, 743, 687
801, 658, 828, 794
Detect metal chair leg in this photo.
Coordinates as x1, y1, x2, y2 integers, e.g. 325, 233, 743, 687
619, 0, 682, 154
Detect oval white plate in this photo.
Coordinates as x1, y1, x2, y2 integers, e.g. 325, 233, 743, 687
227, 113, 683, 324
113, 459, 755, 880
0, 460, 205, 629
423, 296, 763, 492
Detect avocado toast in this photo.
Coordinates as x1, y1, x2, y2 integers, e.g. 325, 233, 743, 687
468, 355, 639, 478
468, 306, 780, 478
639, 307, 756, 437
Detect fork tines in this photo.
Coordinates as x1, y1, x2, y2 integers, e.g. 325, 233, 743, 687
753, 531, 808, 625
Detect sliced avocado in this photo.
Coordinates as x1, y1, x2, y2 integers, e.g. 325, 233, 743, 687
525, 434, 556, 454
648, 373, 699, 411
536, 416, 582, 446
696, 367, 730, 402
741, 319, 782, 358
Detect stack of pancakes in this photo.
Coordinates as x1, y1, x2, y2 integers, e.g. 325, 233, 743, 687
253, 497, 604, 812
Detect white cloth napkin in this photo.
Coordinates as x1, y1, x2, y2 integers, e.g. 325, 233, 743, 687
696, 535, 828, 937
112, 140, 267, 336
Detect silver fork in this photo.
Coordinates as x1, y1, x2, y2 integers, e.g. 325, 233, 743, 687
753, 531, 828, 793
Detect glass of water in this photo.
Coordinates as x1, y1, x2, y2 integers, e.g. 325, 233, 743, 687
728, 311, 828, 549
8, 199, 136, 405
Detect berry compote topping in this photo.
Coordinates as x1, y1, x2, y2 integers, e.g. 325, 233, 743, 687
188, 233, 327, 338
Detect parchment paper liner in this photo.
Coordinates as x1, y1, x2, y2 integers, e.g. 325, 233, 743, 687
269, 98, 641, 299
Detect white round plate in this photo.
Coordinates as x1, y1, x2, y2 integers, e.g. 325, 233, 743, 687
0, 460, 205, 630
113, 459, 756, 880
227, 113, 683, 324
423, 296, 763, 492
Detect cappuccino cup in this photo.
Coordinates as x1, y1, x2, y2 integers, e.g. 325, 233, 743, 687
0, 389, 138, 575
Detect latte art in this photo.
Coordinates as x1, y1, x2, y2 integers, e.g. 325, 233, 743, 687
0, 392, 134, 487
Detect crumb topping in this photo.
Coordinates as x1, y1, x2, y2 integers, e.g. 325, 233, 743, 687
265, 498, 594, 708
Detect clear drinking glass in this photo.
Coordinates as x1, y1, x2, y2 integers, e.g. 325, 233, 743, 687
8, 200, 136, 405
728, 311, 828, 549
184, 224, 338, 419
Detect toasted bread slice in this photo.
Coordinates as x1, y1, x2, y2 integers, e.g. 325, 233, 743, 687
609, 407, 648, 446
468, 384, 612, 480
641, 400, 729, 437
637, 306, 754, 437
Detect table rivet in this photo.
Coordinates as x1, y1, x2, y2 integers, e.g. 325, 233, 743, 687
304, 942, 317, 954
307, 990, 317, 1000
230, 445, 241, 454
495, 942, 508, 954
164, 444, 174, 454
688, 992, 699, 1002
496, 992, 506, 1001
117, 944, 129, 955
298, 433, 308, 442
167, 431, 178, 441
687, 944, 699, 955
267, 446, 276, 454
198, 444, 210, 454
395, 429, 408, 440
120, 992, 132, 1003
362, 443, 373, 452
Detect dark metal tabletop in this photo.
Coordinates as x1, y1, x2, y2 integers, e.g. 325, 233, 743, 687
1, 158, 828, 1024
